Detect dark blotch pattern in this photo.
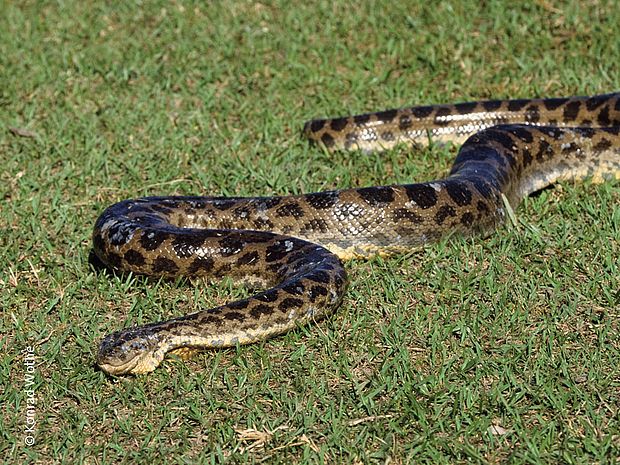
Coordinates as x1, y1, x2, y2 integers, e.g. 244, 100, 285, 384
543, 97, 569, 111
354, 114, 371, 125
321, 133, 335, 147
563, 101, 581, 121
250, 304, 274, 319
405, 184, 438, 208
507, 99, 529, 112
358, 186, 395, 205
460, 212, 474, 226
124, 249, 146, 267
276, 203, 305, 218
265, 241, 289, 263
399, 114, 413, 130
305, 192, 337, 209
309, 120, 324, 132
152, 257, 180, 274
330, 117, 348, 132
393, 208, 423, 224
435, 205, 456, 225
218, 235, 245, 257
411, 105, 433, 118
456, 102, 477, 114
376, 109, 398, 123
188, 257, 214, 274
482, 100, 502, 111
279, 297, 303, 311
237, 251, 259, 266
445, 181, 473, 207
300, 218, 329, 234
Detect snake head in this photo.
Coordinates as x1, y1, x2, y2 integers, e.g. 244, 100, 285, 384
97, 327, 165, 376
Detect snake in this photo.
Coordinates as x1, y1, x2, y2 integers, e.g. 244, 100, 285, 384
94, 92, 620, 375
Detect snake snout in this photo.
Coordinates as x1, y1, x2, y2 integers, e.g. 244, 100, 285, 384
97, 328, 163, 376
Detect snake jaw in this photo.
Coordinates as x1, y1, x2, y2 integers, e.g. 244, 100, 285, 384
97, 328, 165, 376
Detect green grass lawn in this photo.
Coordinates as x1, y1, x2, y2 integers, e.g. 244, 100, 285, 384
2, 1, 619, 463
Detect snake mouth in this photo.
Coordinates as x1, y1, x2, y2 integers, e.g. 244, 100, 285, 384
97, 359, 139, 376
96, 348, 142, 376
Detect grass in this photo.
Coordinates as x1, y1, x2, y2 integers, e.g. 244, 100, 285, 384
1, 0, 619, 463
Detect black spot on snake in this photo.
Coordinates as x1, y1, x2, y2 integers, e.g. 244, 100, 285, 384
188, 256, 214, 274
411, 105, 434, 118
524, 105, 540, 123
354, 114, 371, 125
476, 200, 489, 213
265, 241, 289, 263
218, 235, 244, 256
376, 109, 398, 123
276, 203, 305, 218
253, 218, 274, 229
535, 140, 553, 162
279, 298, 303, 311
124, 249, 146, 267
481, 100, 502, 111
152, 257, 179, 274
460, 212, 474, 226
250, 304, 273, 318
507, 99, 529, 112
282, 282, 305, 295
305, 192, 337, 209
586, 96, 607, 111
597, 106, 611, 126
399, 114, 413, 130
321, 133, 335, 148
543, 97, 569, 111
405, 184, 438, 208
563, 101, 581, 121
511, 126, 534, 143
434, 106, 453, 125
233, 206, 252, 219
259, 197, 282, 209
300, 218, 329, 234
330, 117, 348, 132
172, 234, 207, 258
223, 311, 244, 322
594, 138, 612, 152
358, 186, 395, 205
456, 102, 477, 114
445, 181, 473, 207
393, 208, 423, 224
309, 285, 328, 301
237, 251, 259, 266
434, 205, 456, 225
309, 119, 324, 133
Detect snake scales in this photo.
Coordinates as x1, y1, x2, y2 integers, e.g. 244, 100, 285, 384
94, 92, 620, 375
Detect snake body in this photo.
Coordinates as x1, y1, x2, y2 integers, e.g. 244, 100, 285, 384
94, 92, 620, 375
